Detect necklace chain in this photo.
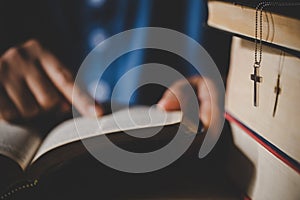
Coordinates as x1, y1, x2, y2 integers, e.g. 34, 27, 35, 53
254, 1, 300, 67
278, 51, 285, 75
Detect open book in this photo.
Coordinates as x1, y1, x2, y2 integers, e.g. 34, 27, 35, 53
0, 106, 187, 191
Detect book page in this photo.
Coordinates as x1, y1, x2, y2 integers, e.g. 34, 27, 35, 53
0, 121, 42, 170
33, 106, 182, 162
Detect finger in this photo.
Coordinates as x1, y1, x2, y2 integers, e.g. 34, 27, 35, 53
59, 100, 72, 114
24, 59, 62, 111
4, 77, 40, 118
0, 85, 20, 121
197, 77, 220, 129
0, 48, 41, 118
157, 78, 195, 111
21, 39, 103, 117
157, 88, 180, 111
199, 100, 212, 129
195, 78, 210, 128
39, 50, 103, 117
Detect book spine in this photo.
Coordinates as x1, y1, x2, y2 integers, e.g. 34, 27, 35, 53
225, 112, 300, 174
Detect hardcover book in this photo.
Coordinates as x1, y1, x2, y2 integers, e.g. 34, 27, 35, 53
0, 106, 186, 193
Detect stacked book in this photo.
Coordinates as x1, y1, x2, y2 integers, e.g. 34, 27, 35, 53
208, 0, 300, 199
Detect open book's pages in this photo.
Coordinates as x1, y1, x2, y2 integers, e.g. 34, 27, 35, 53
0, 122, 41, 170
32, 106, 182, 163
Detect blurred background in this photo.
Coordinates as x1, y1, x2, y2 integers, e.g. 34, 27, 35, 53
0, 0, 231, 106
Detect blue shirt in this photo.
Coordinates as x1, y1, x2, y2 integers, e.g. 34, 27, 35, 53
80, 0, 206, 105
0, 0, 207, 105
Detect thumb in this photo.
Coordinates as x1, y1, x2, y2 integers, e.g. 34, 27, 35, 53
157, 89, 180, 111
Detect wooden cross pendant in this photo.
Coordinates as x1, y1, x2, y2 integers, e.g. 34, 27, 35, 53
273, 74, 281, 117
250, 65, 262, 107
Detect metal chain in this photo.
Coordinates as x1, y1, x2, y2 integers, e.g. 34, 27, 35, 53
254, 1, 300, 67
278, 51, 285, 75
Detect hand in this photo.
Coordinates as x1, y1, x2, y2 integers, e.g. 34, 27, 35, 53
0, 39, 103, 122
158, 76, 223, 130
